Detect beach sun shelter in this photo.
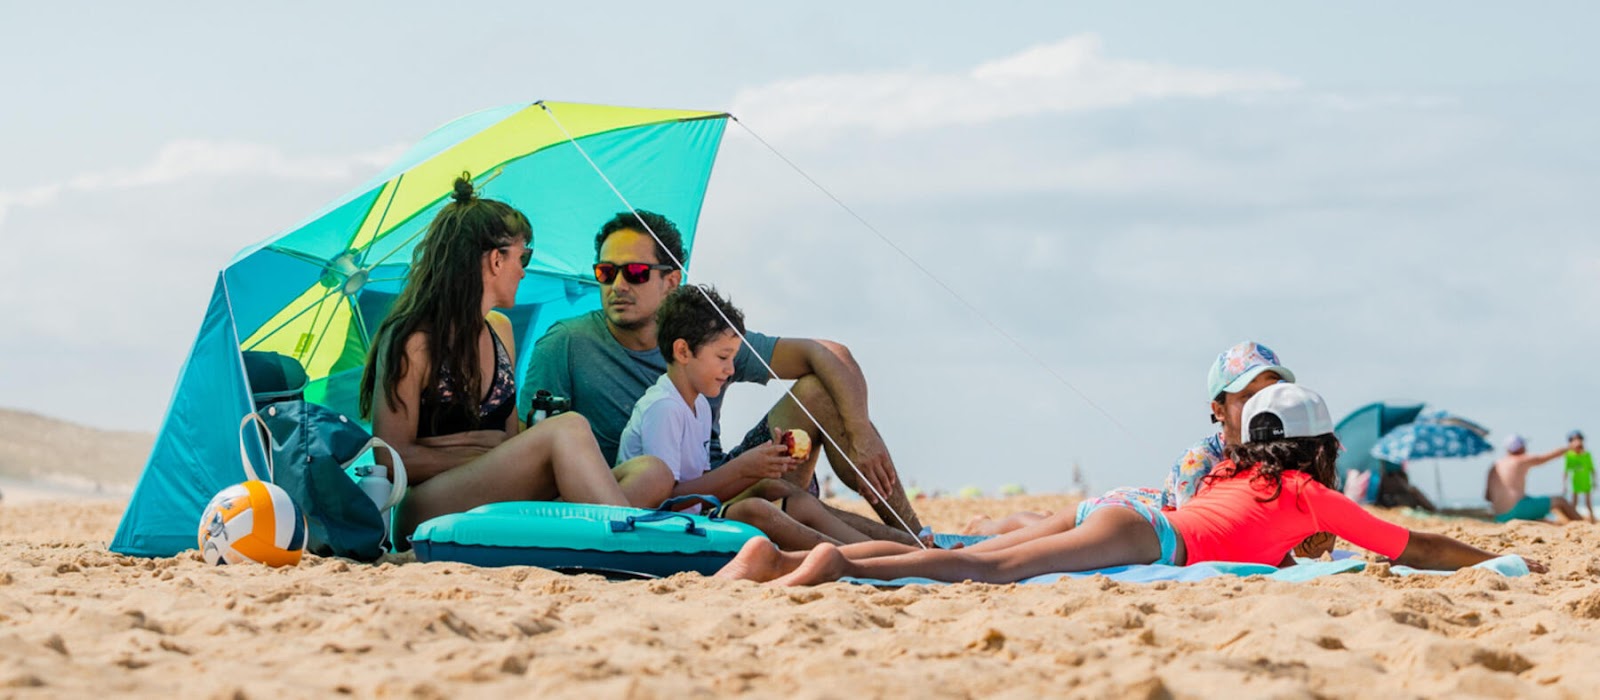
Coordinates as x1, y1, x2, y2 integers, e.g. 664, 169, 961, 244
112, 102, 729, 557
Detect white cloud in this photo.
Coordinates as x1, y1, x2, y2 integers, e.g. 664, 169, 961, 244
0, 140, 405, 227
729, 34, 1299, 137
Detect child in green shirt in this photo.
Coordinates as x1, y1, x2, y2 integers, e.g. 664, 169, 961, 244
1565, 430, 1595, 523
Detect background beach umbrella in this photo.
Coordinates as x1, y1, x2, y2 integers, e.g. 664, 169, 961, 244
113, 102, 730, 557
1369, 410, 1493, 463
1369, 409, 1492, 505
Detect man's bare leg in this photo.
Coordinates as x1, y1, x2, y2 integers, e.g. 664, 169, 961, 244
822, 506, 918, 545
765, 375, 923, 532
1552, 495, 1582, 523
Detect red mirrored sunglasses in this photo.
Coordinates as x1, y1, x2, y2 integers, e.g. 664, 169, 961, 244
593, 262, 674, 285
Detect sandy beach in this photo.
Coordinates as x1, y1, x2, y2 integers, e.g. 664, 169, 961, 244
0, 492, 1596, 699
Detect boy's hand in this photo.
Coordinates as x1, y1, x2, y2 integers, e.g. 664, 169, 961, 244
730, 441, 799, 480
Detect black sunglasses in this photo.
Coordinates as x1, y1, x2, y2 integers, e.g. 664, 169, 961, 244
498, 245, 533, 268
593, 262, 674, 285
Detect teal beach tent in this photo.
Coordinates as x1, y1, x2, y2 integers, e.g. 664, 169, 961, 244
112, 102, 729, 557
1333, 401, 1426, 502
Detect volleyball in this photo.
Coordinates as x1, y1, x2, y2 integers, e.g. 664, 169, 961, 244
197, 481, 307, 567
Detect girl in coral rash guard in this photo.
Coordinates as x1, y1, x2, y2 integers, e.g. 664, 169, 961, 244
718, 383, 1546, 585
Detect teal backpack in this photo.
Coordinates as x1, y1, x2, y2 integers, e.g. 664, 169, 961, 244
239, 401, 407, 562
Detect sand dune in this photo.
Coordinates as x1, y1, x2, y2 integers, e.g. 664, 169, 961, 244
1, 494, 1597, 698
0, 408, 151, 494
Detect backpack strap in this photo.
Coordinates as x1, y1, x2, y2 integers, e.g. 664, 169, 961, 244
237, 412, 275, 483
345, 436, 409, 510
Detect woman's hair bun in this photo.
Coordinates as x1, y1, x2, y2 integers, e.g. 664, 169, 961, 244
451, 173, 476, 204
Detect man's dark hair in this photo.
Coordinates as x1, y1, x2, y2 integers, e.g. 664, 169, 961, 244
656, 285, 745, 363
1214, 433, 1341, 504
595, 210, 686, 270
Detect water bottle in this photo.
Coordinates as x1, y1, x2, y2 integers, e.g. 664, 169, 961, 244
353, 463, 392, 542
527, 390, 571, 426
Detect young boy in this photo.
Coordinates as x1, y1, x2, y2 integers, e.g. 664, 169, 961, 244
616, 285, 875, 550
1565, 430, 1595, 523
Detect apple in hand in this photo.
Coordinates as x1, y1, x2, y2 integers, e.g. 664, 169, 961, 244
780, 429, 812, 460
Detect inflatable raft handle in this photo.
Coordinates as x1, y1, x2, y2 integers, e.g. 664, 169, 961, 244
610, 511, 707, 537
655, 494, 723, 513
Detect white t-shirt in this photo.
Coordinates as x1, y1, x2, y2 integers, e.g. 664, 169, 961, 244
616, 373, 712, 485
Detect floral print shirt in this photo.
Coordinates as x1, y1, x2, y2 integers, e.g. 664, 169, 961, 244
1161, 433, 1225, 509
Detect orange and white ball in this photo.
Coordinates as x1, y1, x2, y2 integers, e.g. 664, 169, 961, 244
197, 481, 307, 567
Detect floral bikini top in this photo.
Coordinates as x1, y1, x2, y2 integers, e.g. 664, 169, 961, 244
416, 323, 516, 438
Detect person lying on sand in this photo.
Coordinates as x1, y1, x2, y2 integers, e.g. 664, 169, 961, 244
960, 341, 1333, 559
718, 384, 1545, 586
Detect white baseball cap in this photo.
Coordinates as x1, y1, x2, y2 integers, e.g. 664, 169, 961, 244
1240, 383, 1335, 444
1503, 434, 1526, 453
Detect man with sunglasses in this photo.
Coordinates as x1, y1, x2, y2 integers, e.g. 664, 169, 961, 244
523, 211, 924, 539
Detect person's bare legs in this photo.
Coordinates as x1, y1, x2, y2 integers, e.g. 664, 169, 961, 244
962, 511, 1051, 536
1552, 495, 1582, 523
958, 509, 1081, 553
726, 479, 872, 545
398, 413, 628, 535
613, 456, 674, 508
717, 536, 970, 582
782, 492, 872, 544
724, 498, 844, 551
822, 507, 919, 545
766, 375, 923, 533
771, 507, 1168, 586
716, 538, 805, 582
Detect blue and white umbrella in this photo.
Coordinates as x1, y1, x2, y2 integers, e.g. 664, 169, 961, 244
1370, 410, 1493, 463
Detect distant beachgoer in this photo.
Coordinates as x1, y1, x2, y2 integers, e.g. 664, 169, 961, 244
616, 285, 874, 550
719, 384, 1546, 585
359, 175, 673, 541
1485, 434, 1582, 523
962, 341, 1333, 558
1563, 430, 1595, 524
523, 210, 921, 541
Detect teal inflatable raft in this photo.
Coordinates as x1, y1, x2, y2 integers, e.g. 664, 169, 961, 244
409, 499, 762, 579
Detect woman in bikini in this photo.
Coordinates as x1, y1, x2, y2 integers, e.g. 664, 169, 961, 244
719, 383, 1545, 585
360, 175, 673, 539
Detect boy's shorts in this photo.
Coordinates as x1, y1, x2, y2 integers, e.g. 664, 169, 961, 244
1074, 491, 1181, 565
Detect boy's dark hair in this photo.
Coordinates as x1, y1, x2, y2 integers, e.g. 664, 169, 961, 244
656, 285, 745, 363
1214, 433, 1341, 504
595, 210, 686, 270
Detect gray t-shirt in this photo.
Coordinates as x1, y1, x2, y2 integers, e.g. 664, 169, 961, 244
522, 309, 779, 465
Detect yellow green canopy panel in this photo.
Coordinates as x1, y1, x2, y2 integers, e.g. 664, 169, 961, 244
113, 102, 729, 557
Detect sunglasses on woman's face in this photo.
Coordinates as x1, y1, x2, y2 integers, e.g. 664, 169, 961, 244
592, 262, 674, 285
499, 245, 533, 268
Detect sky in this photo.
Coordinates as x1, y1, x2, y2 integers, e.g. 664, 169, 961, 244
3, 2, 1597, 502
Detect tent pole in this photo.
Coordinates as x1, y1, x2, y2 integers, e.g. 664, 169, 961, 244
1434, 460, 1444, 507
